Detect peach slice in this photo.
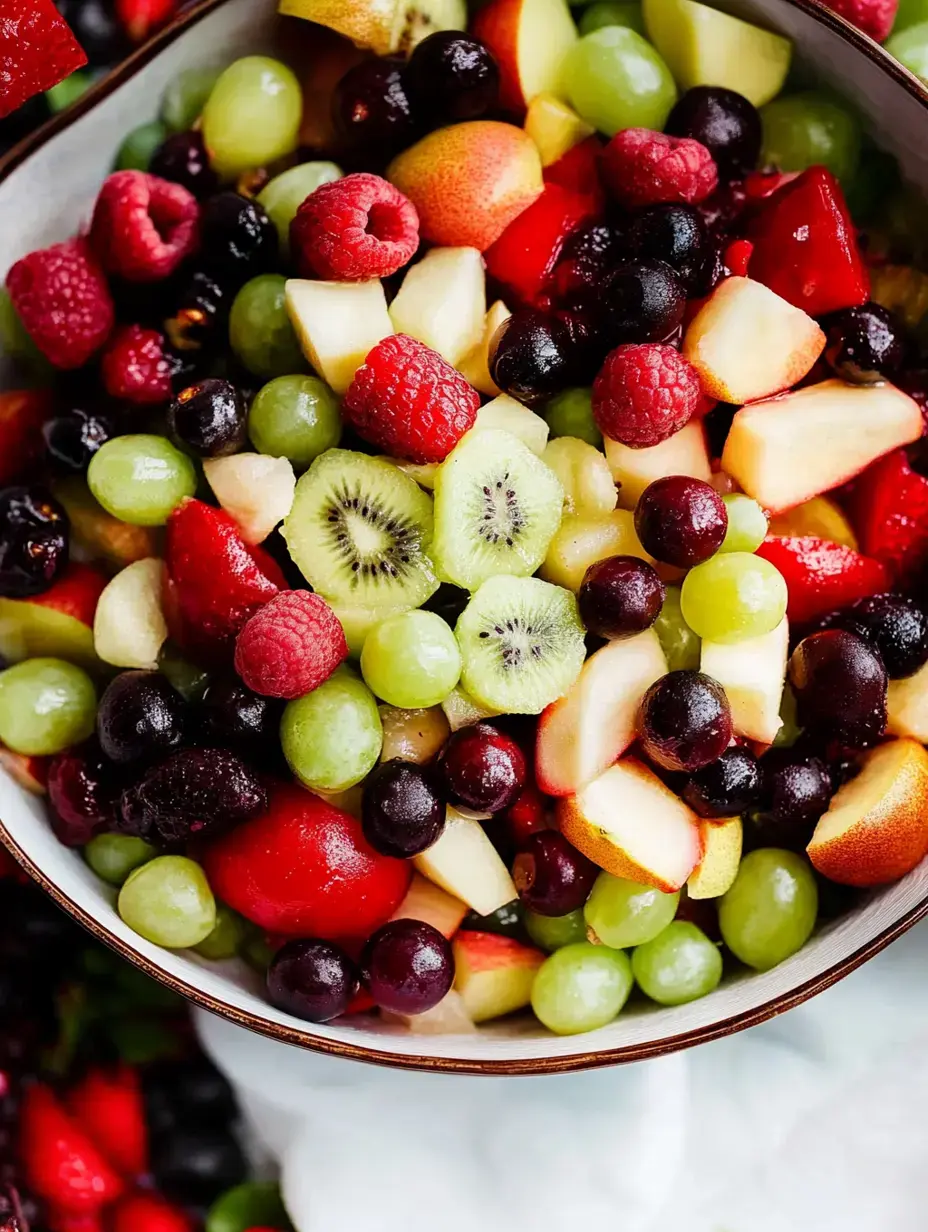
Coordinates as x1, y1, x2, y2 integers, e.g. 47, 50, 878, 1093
888, 660, 928, 743
387, 121, 544, 251
807, 738, 928, 887
687, 816, 742, 900
453, 930, 545, 1022
472, 0, 578, 114
389, 871, 468, 938
606, 420, 712, 511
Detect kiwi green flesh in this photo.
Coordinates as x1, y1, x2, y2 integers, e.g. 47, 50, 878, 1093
456, 576, 586, 714
282, 450, 438, 610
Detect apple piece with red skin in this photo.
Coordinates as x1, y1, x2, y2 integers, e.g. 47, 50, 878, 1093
389, 871, 469, 938
853, 447, 928, 585
485, 183, 594, 307
471, 0, 578, 115
536, 629, 667, 797
0, 390, 53, 484
755, 536, 889, 626
807, 738, 928, 887
452, 930, 545, 1022
544, 134, 605, 214
0, 562, 107, 670
0, 745, 48, 795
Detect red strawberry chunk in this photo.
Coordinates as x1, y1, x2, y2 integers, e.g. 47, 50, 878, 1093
109, 1192, 194, 1232
115, 0, 179, 42
66, 1066, 148, 1179
755, 536, 889, 626
543, 136, 606, 215
822, 0, 897, 41
0, 0, 87, 119
485, 183, 595, 308
0, 389, 53, 485
852, 447, 928, 585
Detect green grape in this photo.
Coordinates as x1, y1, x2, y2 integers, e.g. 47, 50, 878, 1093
631, 920, 722, 1005
543, 387, 602, 447
893, 0, 928, 33
88, 435, 197, 527
563, 27, 677, 137
719, 848, 818, 971
230, 275, 305, 380
248, 374, 342, 468
681, 551, 787, 644
162, 66, 223, 132
281, 666, 383, 793
258, 161, 343, 252
720, 494, 767, 554
115, 120, 169, 171
193, 904, 247, 960
118, 856, 216, 949
760, 91, 860, 184
525, 908, 587, 952
157, 642, 210, 702
207, 1181, 290, 1232
654, 585, 700, 670
360, 610, 462, 709
201, 56, 302, 179
46, 70, 94, 113
242, 931, 275, 972
0, 659, 96, 756
85, 834, 155, 886
579, 1, 645, 36
773, 684, 802, 748
584, 872, 679, 948
886, 22, 928, 81
531, 942, 633, 1035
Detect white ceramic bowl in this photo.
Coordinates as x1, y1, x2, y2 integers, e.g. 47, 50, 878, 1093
2, 0, 928, 1074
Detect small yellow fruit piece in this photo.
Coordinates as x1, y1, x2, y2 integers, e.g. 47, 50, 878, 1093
379, 705, 451, 763
382, 989, 477, 1034
389, 246, 486, 365
687, 816, 743, 900
539, 509, 651, 591
414, 806, 517, 915
203, 453, 296, 545
543, 437, 616, 516
93, 559, 168, 671
475, 395, 549, 454
606, 420, 712, 510
286, 279, 394, 394
888, 659, 928, 742
768, 495, 858, 550
441, 686, 500, 731
524, 93, 594, 165
457, 299, 511, 395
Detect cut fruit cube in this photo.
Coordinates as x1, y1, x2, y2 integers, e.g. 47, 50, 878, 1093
0, 563, 106, 670
382, 989, 477, 1034
722, 379, 923, 514
452, 930, 545, 1022
852, 448, 928, 585
471, 0, 578, 113
539, 509, 652, 591
687, 816, 742, 900
888, 660, 928, 743
203, 453, 296, 545
388, 247, 486, 366
682, 276, 825, 406
457, 299, 512, 396
278, 0, 466, 56
473, 396, 549, 455
524, 93, 594, 166
755, 537, 889, 626
484, 182, 593, 307
389, 871, 468, 938
536, 629, 667, 796
414, 806, 518, 916
543, 437, 617, 517
93, 559, 168, 671
768, 495, 857, 550
285, 279, 394, 394
606, 420, 711, 510
700, 617, 787, 744
441, 685, 501, 731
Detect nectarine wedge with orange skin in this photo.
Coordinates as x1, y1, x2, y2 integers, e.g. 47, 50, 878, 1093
471, 0, 577, 115
387, 122, 544, 251
807, 739, 928, 888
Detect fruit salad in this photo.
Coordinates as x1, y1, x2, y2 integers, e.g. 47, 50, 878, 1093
3, 0, 928, 1041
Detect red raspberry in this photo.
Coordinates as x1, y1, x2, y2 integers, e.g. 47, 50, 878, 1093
5, 238, 114, 370
235, 591, 349, 699
90, 171, 199, 282
592, 343, 702, 448
100, 325, 173, 404
290, 173, 419, 281
822, 0, 897, 39
343, 334, 480, 464
600, 129, 718, 209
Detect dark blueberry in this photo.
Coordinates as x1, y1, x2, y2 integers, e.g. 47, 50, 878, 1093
55, 0, 128, 67
198, 193, 278, 286
824, 302, 905, 384
488, 309, 575, 405
142, 1057, 237, 1137
198, 677, 282, 761
96, 670, 187, 765
361, 919, 454, 1015
512, 831, 597, 916
163, 270, 228, 354
43, 409, 111, 472
578, 555, 665, 640
634, 476, 728, 568
789, 629, 888, 748
437, 723, 527, 813
267, 939, 359, 1022
748, 749, 833, 850
0, 524, 68, 597
362, 760, 446, 858
151, 1127, 247, 1206
0, 486, 67, 530
404, 32, 500, 123
149, 131, 220, 200
637, 670, 733, 773
46, 739, 120, 847
551, 222, 627, 308
602, 259, 686, 346
683, 745, 761, 818
826, 593, 928, 679
167, 378, 248, 458
333, 59, 417, 163
665, 86, 762, 179
628, 204, 711, 294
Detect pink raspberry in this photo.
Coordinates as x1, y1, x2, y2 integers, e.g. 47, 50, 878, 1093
822, 0, 897, 40
5, 237, 114, 370
290, 173, 419, 281
592, 343, 702, 448
101, 325, 174, 404
601, 129, 718, 209
235, 591, 349, 699
90, 170, 199, 282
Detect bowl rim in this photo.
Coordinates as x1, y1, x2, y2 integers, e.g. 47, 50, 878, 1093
3, 0, 928, 1075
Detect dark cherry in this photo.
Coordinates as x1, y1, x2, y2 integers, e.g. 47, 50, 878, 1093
333, 59, 417, 162
602, 259, 686, 346
437, 723, 527, 813
665, 86, 762, 179
683, 745, 761, 818
824, 302, 905, 384
817, 593, 928, 680
551, 222, 627, 308
55, 0, 128, 67
404, 32, 500, 123
267, 939, 360, 1023
488, 309, 575, 406
0, 524, 68, 597
198, 677, 282, 760
361, 919, 454, 1015
151, 1127, 247, 1206
164, 270, 228, 354
578, 555, 665, 639
637, 670, 733, 773
748, 749, 833, 850
789, 629, 888, 748
46, 740, 119, 847
96, 670, 187, 765
198, 192, 278, 287
167, 378, 248, 458
0, 486, 67, 530
43, 409, 111, 472
627, 204, 711, 294
634, 476, 728, 568
362, 760, 446, 858
512, 831, 598, 916
142, 1057, 237, 1137
149, 131, 220, 200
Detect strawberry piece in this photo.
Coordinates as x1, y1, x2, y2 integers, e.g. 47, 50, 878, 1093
66, 1066, 148, 1179
485, 183, 594, 308
46, 1210, 106, 1232
109, 1192, 194, 1232
19, 1084, 126, 1215
115, 0, 178, 41
822, 0, 897, 41
748, 166, 869, 316
0, 390, 53, 485
544, 136, 605, 215
722, 238, 753, 278
0, 0, 87, 119
755, 536, 889, 626
852, 447, 928, 584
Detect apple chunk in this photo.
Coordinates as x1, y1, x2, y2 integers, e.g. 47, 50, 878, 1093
414, 807, 517, 915
389, 872, 468, 938
93, 558, 168, 671
683, 276, 825, 405
605, 420, 711, 511
536, 629, 667, 796
388, 247, 486, 366
453, 930, 545, 1022
807, 738, 928, 887
687, 816, 742, 899
700, 617, 787, 744
286, 279, 393, 394
558, 758, 703, 891
472, 0, 578, 113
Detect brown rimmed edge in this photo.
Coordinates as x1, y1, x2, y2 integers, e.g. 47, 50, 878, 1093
3, 0, 928, 1074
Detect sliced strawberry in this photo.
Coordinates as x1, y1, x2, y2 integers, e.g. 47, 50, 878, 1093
66, 1066, 148, 1179
544, 136, 605, 215
19, 1084, 126, 1215
109, 1192, 194, 1232
755, 536, 889, 626
748, 166, 869, 316
742, 169, 799, 203
0, 0, 88, 119
722, 238, 753, 278
485, 184, 595, 308
0, 390, 53, 485
852, 447, 928, 584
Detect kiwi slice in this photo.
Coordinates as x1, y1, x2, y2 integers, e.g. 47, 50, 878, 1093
432, 429, 564, 592
455, 576, 586, 714
282, 450, 438, 609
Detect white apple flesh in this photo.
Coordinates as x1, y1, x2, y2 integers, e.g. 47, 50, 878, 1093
700, 617, 788, 744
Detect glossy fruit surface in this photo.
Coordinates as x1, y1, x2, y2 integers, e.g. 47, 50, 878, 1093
638, 669, 733, 772
198, 193, 278, 286
654, 584, 701, 671
168, 379, 247, 458
720, 494, 767, 554
531, 942, 633, 1034
584, 871, 679, 947
0, 522, 68, 597
634, 476, 728, 568
248, 375, 342, 469
0, 658, 96, 756
201, 56, 302, 179
266, 939, 359, 1023
760, 91, 860, 184
88, 436, 197, 527
578, 555, 665, 639
665, 86, 761, 178
750, 749, 833, 850
437, 722, 527, 813
281, 668, 382, 793
602, 259, 686, 345
96, 670, 186, 765
513, 831, 598, 916
563, 27, 678, 136
118, 855, 216, 949
229, 275, 304, 381
47, 740, 118, 847
150, 131, 219, 199
361, 919, 454, 1014
404, 32, 500, 123
43, 409, 111, 473
257, 161, 343, 252
824, 303, 904, 383
84, 833, 155, 886
789, 629, 887, 747
627, 203, 711, 293
333, 58, 416, 164
683, 745, 760, 818
361, 759, 446, 858
718, 847, 818, 970
525, 907, 588, 952
489, 310, 574, 406
681, 552, 787, 643
822, 592, 928, 679
198, 677, 281, 762
631, 919, 722, 1005
360, 610, 462, 710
